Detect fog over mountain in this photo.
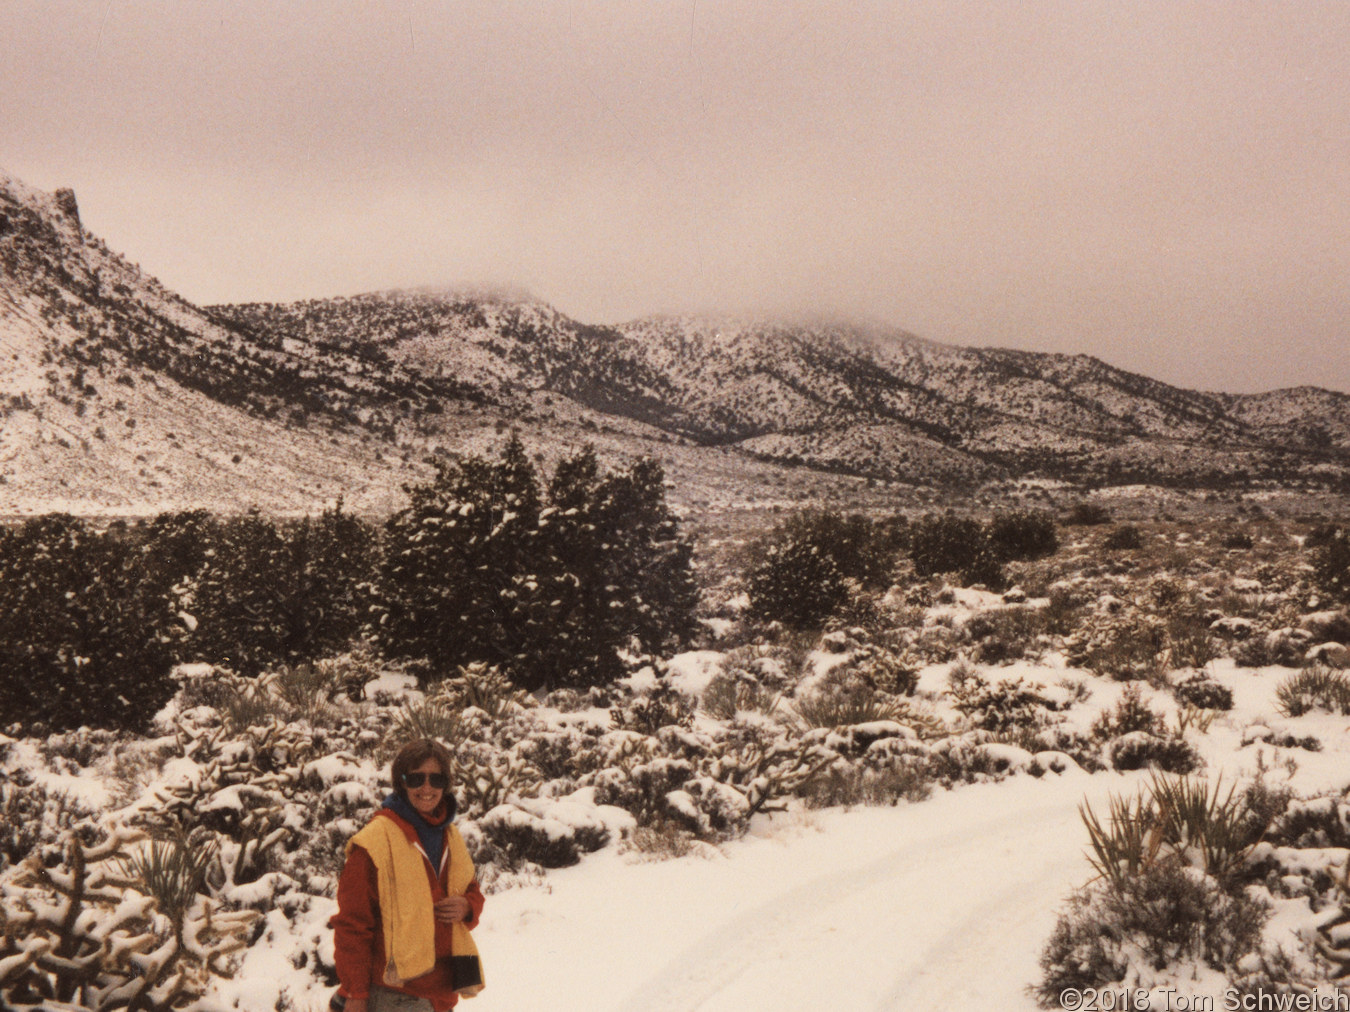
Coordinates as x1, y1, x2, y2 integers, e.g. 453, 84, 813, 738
3, 2, 1348, 395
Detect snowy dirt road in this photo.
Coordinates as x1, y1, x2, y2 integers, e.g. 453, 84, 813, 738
471, 770, 1139, 1012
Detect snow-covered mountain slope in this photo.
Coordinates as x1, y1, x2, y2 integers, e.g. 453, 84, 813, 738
219, 293, 1350, 488
4, 165, 1349, 512
0, 172, 868, 515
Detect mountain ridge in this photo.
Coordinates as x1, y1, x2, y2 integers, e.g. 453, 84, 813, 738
2, 170, 1348, 514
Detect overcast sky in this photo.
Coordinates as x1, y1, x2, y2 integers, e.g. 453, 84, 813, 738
3, 1, 1348, 394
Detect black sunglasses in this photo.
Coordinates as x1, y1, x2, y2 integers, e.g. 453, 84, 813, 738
401, 772, 448, 790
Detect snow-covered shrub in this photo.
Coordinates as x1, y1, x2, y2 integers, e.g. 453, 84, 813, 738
842, 642, 920, 696
799, 727, 933, 807
1275, 665, 1350, 717
591, 746, 695, 829
747, 536, 849, 628
610, 673, 695, 735
0, 828, 258, 1010
698, 719, 833, 826
515, 723, 608, 783
1170, 671, 1234, 711
1265, 792, 1350, 850
451, 739, 544, 820
1106, 732, 1201, 774
908, 512, 1007, 589
622, 821, 701, 861
0, 778, 100, 872
746, 510, 906, 628
1038, 586, 1087, 637
1035, 860, 1269, 1005
1038, 776, 1275, 1004
966, 606, 1045, 664
435, 661, 534, 720
946, 662, 1066, 733
476, 799, 610, 869
0, 514, 179, 733
1234, 626, 1315, 668
379, 436, 697, 689
1067, 604, 1170, 681
925, 734, 1035, 785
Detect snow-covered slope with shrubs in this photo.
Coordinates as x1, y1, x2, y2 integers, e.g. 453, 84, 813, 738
0, 171, 873, 515
5, 509, 1350, 1010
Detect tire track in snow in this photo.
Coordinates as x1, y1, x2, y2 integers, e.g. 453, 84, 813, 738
614, 777, 1115, 1012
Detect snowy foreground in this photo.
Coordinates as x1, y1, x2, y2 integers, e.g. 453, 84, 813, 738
469, 772, 1121, 1012
217, 653, 1350, 1012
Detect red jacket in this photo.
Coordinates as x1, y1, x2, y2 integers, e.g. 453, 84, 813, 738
331, 808, 485, 1011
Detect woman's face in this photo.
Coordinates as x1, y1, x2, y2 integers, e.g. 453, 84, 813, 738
405, 757, 446, 818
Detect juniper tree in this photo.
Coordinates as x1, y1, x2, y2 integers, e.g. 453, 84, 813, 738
379, 436, 697, 690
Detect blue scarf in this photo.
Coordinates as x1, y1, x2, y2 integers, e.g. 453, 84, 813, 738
383, 792, 455, 873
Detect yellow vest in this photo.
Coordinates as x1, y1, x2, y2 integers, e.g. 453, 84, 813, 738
348, 815, 484, 997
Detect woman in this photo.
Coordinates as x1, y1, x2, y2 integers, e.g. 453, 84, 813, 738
331, 738, 485, 1012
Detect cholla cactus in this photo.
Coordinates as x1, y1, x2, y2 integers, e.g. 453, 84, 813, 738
0, 828, 257, 1010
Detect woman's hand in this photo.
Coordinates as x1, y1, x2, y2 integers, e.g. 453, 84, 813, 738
434, 896, 470, 923
344, 999, 368, 1012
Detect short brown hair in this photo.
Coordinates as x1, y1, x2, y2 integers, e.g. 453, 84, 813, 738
390, 738, 454, 800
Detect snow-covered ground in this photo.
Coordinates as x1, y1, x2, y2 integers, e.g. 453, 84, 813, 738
7, 597, 1350, 1010
472, 770, 1125, 1012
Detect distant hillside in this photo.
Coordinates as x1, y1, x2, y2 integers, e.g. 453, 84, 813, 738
3, 167, 1348, 515
217, 297, 1350, 490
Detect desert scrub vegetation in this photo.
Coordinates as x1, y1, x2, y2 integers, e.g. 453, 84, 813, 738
1036, 774, 1272, 1004
1310, 525, 1350, 603
0, 437, 701, 733
1274, 664, 1350, 716
745, 509, 905, 628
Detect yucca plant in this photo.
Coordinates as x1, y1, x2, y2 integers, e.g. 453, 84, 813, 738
119, 835, 218, 939
1081, 773, 1262, 893
439, 662, 534, 721
269, 661, 340, 714
391, 696, 472, 750
701, 673, 781, 720
1173, 703, 1218, 736
1150, 773, 1258, 885
1274, 665, 1350, 717
220, 680, 279, 732
1080, 789, 1165, 893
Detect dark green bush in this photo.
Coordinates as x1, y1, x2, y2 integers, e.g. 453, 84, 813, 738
379, 436, 697, 689
1037, 859, 1268, 1003
0, 515, 178, 732
1065, 501, 1112, 526
1102, 524, 1144, 550
1171, 672, 1234, 711
185, 503, 380, 675
746, 510, 903, 628
908, 512, 1006, 589
748, 538, 848, 628
987, 509, 1059, 562
1311, 528, 1350, 603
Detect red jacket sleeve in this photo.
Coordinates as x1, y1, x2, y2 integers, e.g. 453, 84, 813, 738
331, 844, 379, 1000
464, 878, 485, 931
